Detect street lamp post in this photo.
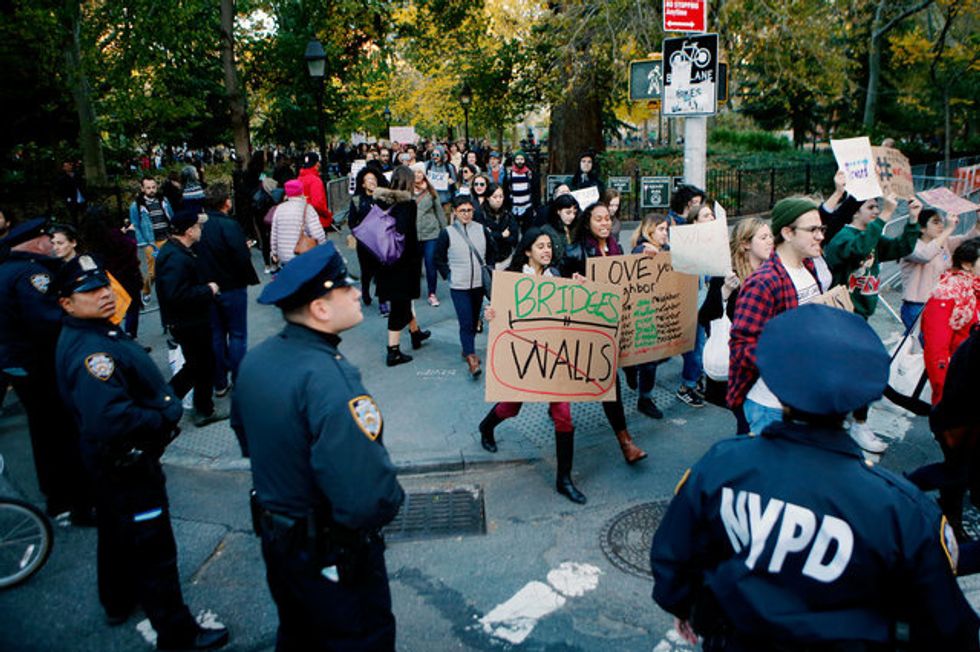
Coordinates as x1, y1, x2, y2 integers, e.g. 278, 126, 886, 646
304, 39, 328, 181
459, 83, 472, 149
382, 105, 391, 140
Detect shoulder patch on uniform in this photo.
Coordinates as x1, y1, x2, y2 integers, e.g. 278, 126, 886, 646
29, 273, 50, 293
941, 515, 959, 574
674, 468, 692, 495
348, 395, 382, 441
85, 353, 115, 381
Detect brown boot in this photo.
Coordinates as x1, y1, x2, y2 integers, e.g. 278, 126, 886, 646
615, 429, 647, 464
466, 353, 482, 378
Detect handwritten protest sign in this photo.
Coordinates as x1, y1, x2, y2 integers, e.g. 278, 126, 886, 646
871, 146, 914, 199
586, 253, 697, 366
389, 126, 418, 144
485, 271, 623, 403
812, 285, 854, 312
667, 214, 732, 277
831, 137, 882, 201
917, 187, 980, 215
568, 186, 600, 210
428, 170, 450, 192
348, 160, 366, 195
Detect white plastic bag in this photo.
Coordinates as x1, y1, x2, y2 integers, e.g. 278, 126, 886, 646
703, 314, 731, 382
884, 323, 931, 415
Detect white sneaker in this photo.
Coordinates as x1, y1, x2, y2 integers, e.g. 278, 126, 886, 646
849, 421, 888, 454
428, 294, 440, 307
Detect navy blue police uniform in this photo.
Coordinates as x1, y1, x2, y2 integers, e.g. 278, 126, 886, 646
0, 218, 92, 519
232, 242, 405, 652
54, 256, 229, 650
650, 304, 980, 651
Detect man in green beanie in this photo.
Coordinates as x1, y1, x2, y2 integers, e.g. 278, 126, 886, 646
728, 196, 827, 436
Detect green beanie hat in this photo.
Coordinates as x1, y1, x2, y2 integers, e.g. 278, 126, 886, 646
770, 198, 819, 235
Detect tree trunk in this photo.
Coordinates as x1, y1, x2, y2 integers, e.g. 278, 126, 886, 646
220, 0, 251, 167
548, 72, 604, 176
64, 2, 107, 185
943, 84, 951, 177
862, 32, 882, 130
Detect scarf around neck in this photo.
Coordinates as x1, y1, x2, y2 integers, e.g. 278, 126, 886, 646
932, 269, 980, 331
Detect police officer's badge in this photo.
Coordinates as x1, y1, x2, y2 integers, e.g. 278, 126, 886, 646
29, 273, 50, 293
941, 516, 960, 573
85, 353, 115, 381
348, 395, 382, 441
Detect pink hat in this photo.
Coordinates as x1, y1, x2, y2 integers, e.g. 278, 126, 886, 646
284, 179, 304, 197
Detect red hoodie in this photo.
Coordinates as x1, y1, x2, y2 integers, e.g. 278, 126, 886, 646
297, 166, 333, 230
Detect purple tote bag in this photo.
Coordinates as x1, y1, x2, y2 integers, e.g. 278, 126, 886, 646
351, 204, 405, 265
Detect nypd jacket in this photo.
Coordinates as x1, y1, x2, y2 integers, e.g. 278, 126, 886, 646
0, 252, 64, 372
232, 323, 404, 532
650, 420, 980, 650
55, 316, 182, 467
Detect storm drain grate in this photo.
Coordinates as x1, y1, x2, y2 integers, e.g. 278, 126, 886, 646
600, 500, 671, 580
384, 486, 486, 543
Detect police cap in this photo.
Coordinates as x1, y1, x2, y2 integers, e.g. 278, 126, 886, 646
0, 217, 50, 250
756, 303, 890, 416
258, 242, 356, 310
54, 254, 110, 297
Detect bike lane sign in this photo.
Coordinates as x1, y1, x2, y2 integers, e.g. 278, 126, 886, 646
663, 0, 706, 33
662, 33, 718, 116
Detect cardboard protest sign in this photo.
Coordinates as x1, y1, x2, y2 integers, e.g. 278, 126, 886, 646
586, 253, 698, 366
485, 271, 623, 403
917, 187, 980, 215
568, 186, 600, 209
428, 170, 450, 192
388, 126, 418, 144
812, 285, 854, 312
667, 214, 732, 277
831, 137, 882, 201
872, 147, 914, 199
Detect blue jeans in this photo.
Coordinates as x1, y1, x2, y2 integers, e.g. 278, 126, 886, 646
450, 288, 484, 356
744, 399, 783, 435
211, 288, 248, 390
637, 360, 662, 399
681, 324, 706, 387
420, 239, 438, 297
900, 301, 925, 333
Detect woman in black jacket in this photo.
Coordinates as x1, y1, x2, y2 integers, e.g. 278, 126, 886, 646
348, 166, 388, 309
479, 183, 520, 268
569, 151, 605, 196
558, 202, 648, 464
373, 166, 431, 366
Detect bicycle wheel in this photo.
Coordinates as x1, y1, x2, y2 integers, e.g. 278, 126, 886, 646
694, 48, 711, 67
0, 498, 53, 589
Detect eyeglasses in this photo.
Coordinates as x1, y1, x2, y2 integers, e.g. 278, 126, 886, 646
473, 182, 486, 187
456, 208, 474, 213
792, 225, 827, 235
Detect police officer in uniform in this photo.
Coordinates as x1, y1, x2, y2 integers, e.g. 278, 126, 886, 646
650, 304, 980, 651
0, 217, 93, 523
54, 255, 229, 650
232, 242, 405, 651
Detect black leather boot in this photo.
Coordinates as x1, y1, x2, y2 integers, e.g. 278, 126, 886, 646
478, 409, 502, 453
555, 430, 586, 504
386, 345, 413, 367
410, 329, 431, 350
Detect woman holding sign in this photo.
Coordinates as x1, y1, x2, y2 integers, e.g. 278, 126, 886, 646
478, 226, 588, 503
560, 202, 649, 464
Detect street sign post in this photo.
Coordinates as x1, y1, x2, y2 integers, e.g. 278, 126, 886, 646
662, 33, 719, 116
663, 0, 707, 33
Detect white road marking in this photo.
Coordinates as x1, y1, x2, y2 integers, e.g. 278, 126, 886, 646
479, 562, 602, 644
670, 418, 687, 426
867, 404, 913, 444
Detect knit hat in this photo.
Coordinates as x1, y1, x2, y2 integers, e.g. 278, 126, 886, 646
284, 179, 304, 197
770, 197, 818, 234
514, 150, 526, 160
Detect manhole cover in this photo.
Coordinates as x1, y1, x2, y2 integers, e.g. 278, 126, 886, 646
600, 500, 670, 579
384, 486, 486, 543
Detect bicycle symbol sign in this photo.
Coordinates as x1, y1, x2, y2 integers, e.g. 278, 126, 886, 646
662, 33, 718, 116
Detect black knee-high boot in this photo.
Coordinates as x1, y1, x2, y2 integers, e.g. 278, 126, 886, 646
479, 408, 502, 453
555, 430, 586, 504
